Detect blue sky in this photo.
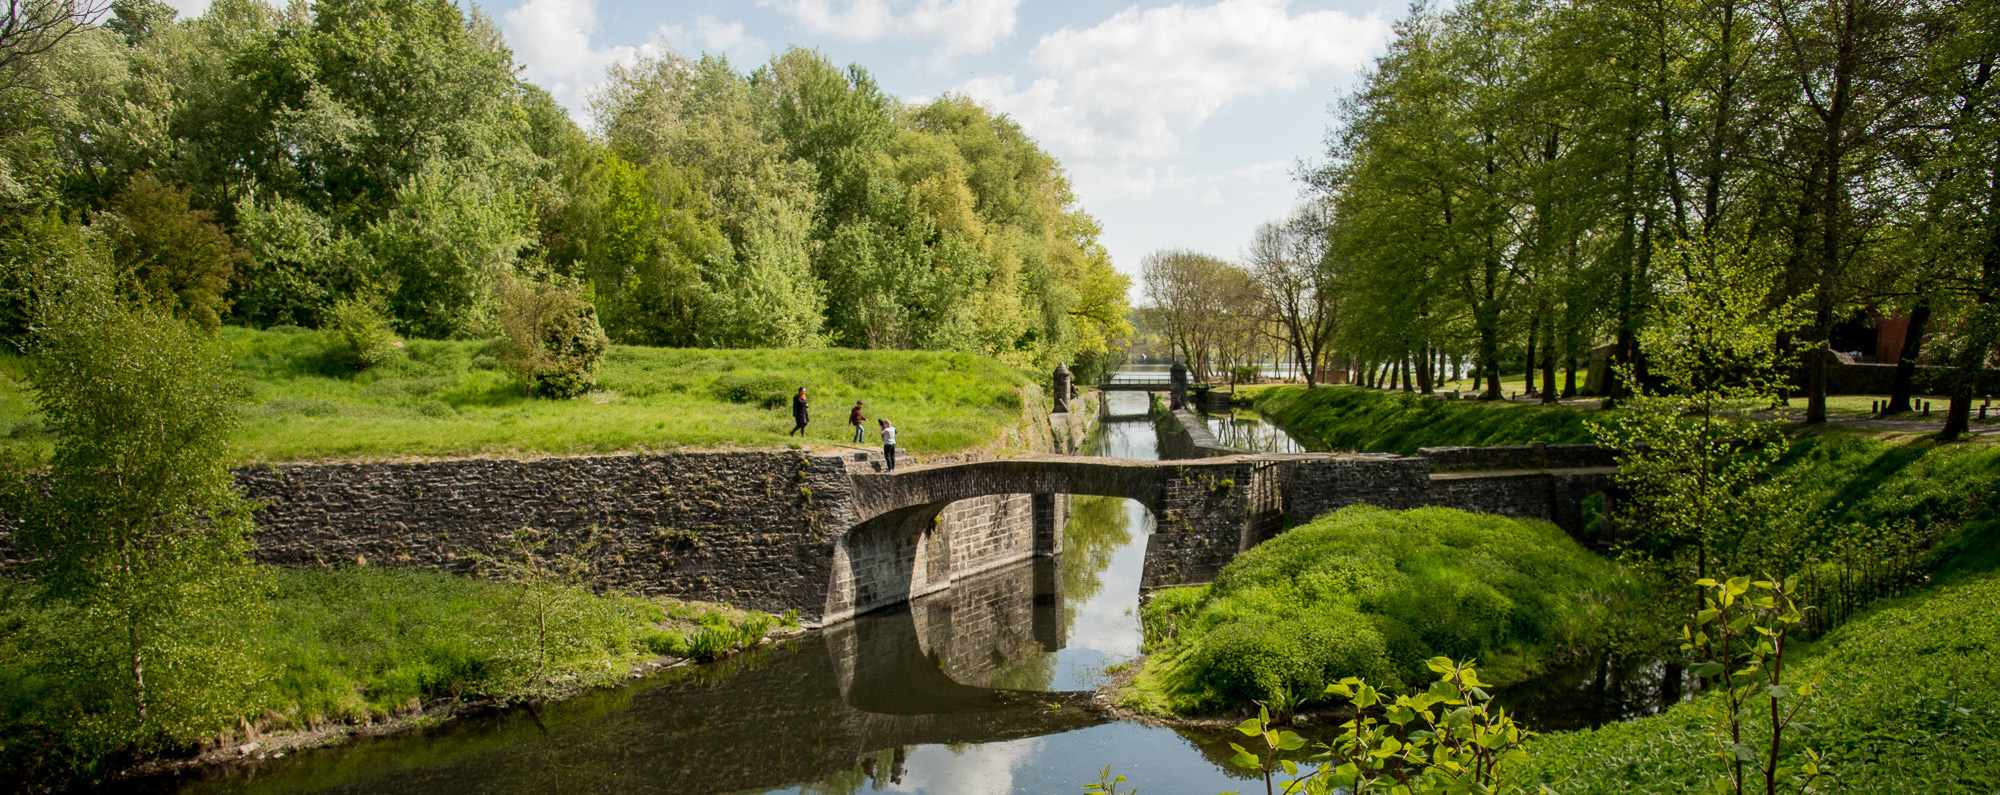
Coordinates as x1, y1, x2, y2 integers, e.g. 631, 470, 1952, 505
165, 0, 1405, 291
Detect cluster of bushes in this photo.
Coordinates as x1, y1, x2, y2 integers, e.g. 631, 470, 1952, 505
1247, 385, 1594, 455
1129, 506, 1637, 715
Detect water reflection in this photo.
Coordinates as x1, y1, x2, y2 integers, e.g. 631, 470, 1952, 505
1198, 410, 1309, 454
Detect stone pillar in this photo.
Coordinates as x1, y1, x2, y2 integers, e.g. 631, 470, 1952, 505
1031, 492, 1063, 555
1170, 361, 1189, 410
1053, 363, 1072, 413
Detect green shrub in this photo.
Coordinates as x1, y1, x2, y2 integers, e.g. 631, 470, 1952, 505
491, 274, 610, 399
326, 295, 402, 372
710, 373, 795, 409
1131, 505, 1635, 715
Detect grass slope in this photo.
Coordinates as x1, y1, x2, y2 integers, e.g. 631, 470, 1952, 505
0, 326, 1034, 463
1518, 567, 2000, 793
1246, 386, 1594, 455
0, 567, 781, 783
1127, 506, 1637, 716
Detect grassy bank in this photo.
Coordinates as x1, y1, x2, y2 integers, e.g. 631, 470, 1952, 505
1518, 566, 2000, 793
1244, 385, 1594, 455
1124, 506, 1639, 716
0, 326, 1035, 463
0, 567, 784, 785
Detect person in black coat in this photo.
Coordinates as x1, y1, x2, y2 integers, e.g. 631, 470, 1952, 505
788, 387, 810, 436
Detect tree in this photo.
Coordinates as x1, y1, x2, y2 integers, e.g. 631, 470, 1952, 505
105, 173, 246, 329
1248, 202, 1340, 386
1588, 236, 1806, 590
491, 271, 609, 399
0, 0, 110, 95
1, 248, 264, 769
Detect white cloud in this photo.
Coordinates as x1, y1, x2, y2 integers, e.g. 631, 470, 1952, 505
159, 0, 212, 18
502, 0, 764, 119
762, 0, 1022, 63
888, 738, 1043, 795
958, 0, 1387, 168
1069, 159, 1292, 204
659, 14, 771, 65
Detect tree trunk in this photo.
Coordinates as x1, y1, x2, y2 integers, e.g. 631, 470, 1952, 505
1886, 298, 1931, 414
1418, 343, 1434, 394
1564, 354, 1579, 398
1402, 351, 1415, 392
1941, 376, 1973, 441
1541, 314, 1559, 404
1524, 323, 1538, 396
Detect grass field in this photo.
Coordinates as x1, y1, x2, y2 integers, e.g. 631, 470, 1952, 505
1242, 385, 1597, 454
0, 327, 1037, 464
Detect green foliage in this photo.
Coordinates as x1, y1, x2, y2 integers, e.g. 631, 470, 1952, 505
469, 530, 630, 700
232, 194, 370, 329
1589, 237, 1808, 593
1130, 506, 1635, 715
366, 163, 534, 338
325, 294, 402, 372
1519, 569, 2000, 793
105, 173, 247, 329
1214, 659, 1545, 795
490, 273, 609, 399
1249, 386, 1594, 455
0, 213, 111, 347
0, 259, 265, 782
1680, 577, 1822, 795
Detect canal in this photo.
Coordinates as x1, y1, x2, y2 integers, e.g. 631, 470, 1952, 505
123, 391, 1683, 795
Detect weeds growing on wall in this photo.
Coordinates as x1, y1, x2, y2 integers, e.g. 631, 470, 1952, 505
1127, 506, 1640, 715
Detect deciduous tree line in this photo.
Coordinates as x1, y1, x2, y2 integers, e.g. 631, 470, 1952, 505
1146, 0, 1996, 437
0, 0, 1129, 371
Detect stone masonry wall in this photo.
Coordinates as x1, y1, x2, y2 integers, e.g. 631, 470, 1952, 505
1155, 408, 1237, 460
1417, 443, 1618, 472
236, 451, 863, 620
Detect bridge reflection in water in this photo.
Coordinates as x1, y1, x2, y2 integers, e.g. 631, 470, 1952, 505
128, 559, 1140, 795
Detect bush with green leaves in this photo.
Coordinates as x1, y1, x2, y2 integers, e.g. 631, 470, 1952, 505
326, 295, 403, 372
1129, 506, 1635, 715
491, 273, 610, 399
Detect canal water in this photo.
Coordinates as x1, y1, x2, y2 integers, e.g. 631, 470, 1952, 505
124, 392, 1682, 795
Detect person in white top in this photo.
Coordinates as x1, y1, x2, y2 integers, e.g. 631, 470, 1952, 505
878, 418, 898, 472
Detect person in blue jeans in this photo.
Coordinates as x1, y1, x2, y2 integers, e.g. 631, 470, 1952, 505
849, 400, 866, 443
879, 418, 897, 472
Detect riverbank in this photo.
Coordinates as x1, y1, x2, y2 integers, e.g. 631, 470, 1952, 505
0, 567, 790, 790
1518, 563, 2000, 793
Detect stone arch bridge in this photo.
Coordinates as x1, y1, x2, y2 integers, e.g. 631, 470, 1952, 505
154, 438, 1615, 628
824, 451, 1614, 623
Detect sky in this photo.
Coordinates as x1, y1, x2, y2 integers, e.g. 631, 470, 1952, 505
160, 0, 1406, 291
